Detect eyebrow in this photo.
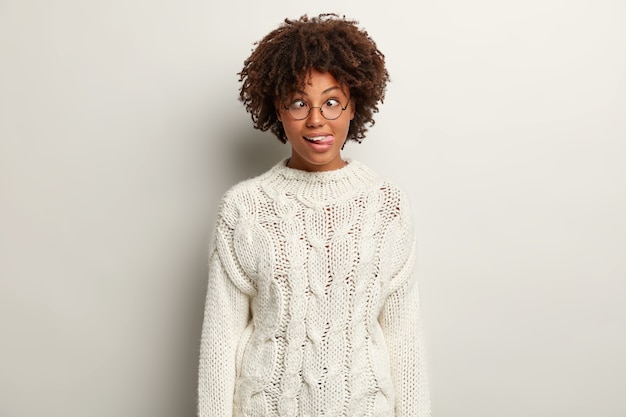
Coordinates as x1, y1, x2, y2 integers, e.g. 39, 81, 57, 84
295, 86, 345, 96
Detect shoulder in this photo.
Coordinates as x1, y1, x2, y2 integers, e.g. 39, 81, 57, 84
222, 159, 288, 200
356, 162, 412, 214
216, 179, 261, 227
216, 161, 285, 224
220, 177, 261, 206
352, 160, 407, 192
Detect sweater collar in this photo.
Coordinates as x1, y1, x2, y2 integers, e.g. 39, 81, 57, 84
261, 158, 378, 206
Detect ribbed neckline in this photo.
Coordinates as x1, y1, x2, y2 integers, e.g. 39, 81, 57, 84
260, 158, 380, 206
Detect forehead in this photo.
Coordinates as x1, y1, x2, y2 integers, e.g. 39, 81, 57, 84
291, 69, 349, 97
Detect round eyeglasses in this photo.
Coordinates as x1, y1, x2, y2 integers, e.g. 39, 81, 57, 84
283, 98, 349, 120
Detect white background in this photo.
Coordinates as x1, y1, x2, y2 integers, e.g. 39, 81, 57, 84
1, 1, 625, 416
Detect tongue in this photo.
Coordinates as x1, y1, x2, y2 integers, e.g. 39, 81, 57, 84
308, 135, 333, 144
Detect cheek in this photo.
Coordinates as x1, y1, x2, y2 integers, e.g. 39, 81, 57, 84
281, 119, 302, 140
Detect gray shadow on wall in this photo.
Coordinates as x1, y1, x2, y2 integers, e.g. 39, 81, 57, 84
215, 119, 290, 185
233, 131, 290, 179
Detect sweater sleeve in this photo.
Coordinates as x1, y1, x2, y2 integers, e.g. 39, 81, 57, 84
378, 195, 431, 417
198, 200, 253, 417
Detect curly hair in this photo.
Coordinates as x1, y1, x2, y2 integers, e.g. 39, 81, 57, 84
238, 13, 390, 144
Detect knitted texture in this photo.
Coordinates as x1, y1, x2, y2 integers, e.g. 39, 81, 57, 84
198, 159, 431, 417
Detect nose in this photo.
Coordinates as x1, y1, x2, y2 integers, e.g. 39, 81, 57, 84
306, 106, 325, 126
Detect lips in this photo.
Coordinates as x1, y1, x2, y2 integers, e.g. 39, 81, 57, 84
304, 135, 334, 144
302, 134, 336, 152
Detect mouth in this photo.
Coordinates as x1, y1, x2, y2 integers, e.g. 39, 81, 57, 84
304, 135, 333, 143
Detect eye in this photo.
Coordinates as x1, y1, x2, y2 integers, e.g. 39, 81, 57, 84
324, 98, 341, 108
288, 99, 308, 110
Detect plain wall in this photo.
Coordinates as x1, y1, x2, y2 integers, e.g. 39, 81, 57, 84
1, 1, 625, 416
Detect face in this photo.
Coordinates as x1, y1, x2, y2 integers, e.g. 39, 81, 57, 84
277, 69, 355, 172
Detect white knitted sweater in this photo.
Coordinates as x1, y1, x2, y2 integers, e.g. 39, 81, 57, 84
198, 159, 430, 417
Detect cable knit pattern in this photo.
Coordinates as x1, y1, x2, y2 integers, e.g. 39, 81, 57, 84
198, 159, 431, 417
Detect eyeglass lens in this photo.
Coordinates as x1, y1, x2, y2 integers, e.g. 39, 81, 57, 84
286, 100, 345, 120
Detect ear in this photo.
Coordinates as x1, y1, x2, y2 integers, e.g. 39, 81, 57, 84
349, 100, 355, 121
275, 101, 283, 122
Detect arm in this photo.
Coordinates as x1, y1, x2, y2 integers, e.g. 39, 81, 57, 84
378, 196, 431, 417
198, 203, 253, 417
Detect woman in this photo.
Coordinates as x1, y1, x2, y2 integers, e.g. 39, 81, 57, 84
199, 13, 431, 417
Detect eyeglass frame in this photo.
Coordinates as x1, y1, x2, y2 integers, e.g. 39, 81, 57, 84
282, 97, 351, 121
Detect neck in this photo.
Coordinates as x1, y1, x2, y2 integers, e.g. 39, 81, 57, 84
286, 156, 347, 172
